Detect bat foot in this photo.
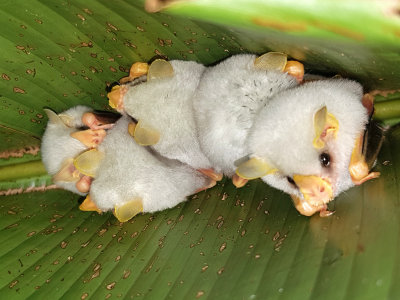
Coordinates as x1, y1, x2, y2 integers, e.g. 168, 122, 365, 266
232, 174, 248, 188
197, 168, 223, 181
108, 85, 128, 112
70, 129, 107, 148
120, 62, 149, 84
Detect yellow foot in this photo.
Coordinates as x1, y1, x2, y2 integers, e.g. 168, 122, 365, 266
108, 85, 128, 112
114, 198, 144, 222
79, 195, 102, 213
254, 52, 304, 82
70, 129, 106, 148
197, 168, 223, 181
120, 62, 149, 84
232, 174, 248, 188
349, 133, 380, 185
284, 61, 304, 83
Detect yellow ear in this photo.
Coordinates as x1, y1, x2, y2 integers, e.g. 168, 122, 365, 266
44, 108, 68, 127
254, 52, 287, 71
73, 149, 104, 178
130, 120, 161, 146
114, 198, 144, 222
313, 106, 339, 149
53, 158, 80, 182
147, 59, 174, 81
235, 157, 277, 180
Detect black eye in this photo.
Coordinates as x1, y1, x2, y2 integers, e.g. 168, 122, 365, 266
286, 176, 296, 185
320, 153, 331, 167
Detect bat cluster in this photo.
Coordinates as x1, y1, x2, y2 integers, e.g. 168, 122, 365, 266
41, 52, 379, 222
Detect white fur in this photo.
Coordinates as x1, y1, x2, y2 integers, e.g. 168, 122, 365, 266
248, 79, 368, 198
91, 116, 209, 212
41, 105, 93, 195
123, 60, 212, 169
193, 54, 298, 176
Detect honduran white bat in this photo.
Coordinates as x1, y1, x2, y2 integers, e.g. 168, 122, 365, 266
89, 116, 211, 221
193, 58, 379, 216
108, 59, 222, 181
41, 106, 212, 222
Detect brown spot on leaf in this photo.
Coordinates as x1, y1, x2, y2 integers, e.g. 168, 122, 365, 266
59, 56, 66, 61
219, 242, 227, 253
83, 8, 93, 15
27, 231, 36, 237
109, 66, 117, 72
2, 73, 10, 80
196, 291, 204, 298
313, 21, 364, 41
20, 25, 27, 29
217, 267, 224, 275
9, 280, 18, 288
201, 265, 209, 272
81, 293, 88, 300
60, 241, 68, 249
35, 19, 43, 24
77, 14, 86, 21
106, 282, 116, 290
16, 45, 25, 50
136, 26, 145, 32
253, 18, 307, 32
14, 87, 25, 94
107, 22, 118, 31
123, 270, 131, 279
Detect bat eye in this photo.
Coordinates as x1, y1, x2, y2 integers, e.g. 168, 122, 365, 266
286, 176, 297, 187
320, 153, 331, 168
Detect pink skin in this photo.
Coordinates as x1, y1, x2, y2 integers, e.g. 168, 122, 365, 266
82, 112, 115, 130
76, 175, 92, 193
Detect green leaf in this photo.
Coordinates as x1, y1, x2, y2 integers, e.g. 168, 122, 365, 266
1, 0, 400, 299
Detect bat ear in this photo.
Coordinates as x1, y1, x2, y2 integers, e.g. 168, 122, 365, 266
53, 158, 80, 182
235, 156, 277, 180
128, 120, 160, 146
114, 198, 144, 222
147, 59, 174, 81
44, 108, 70, 127
254, 52, 287, 71
73, 149, 104, 178
313, 106, 339, 149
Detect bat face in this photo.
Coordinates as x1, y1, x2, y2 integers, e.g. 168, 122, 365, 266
245, 79, 369, 215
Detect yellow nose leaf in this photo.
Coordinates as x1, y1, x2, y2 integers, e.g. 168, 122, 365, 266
254, 52, 287, 71
114, 198, 144, 222
73, 149, 104, 178
132, 120, 161, 146
147, 59, 174, 81
235, 157, 277, 180
293, 175, 333, 204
